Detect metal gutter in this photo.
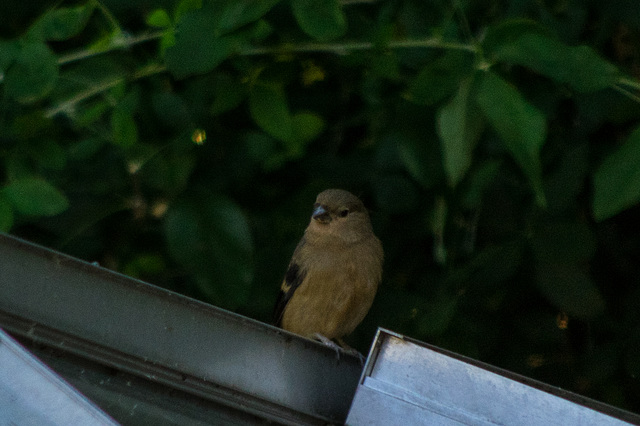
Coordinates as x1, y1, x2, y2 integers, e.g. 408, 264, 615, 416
347, 329, 640, 425
0, 232, 362, 424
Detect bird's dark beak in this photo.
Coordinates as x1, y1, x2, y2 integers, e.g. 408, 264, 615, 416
312, 205, 332, 224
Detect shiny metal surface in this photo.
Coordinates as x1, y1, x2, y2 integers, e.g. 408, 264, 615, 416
347, 329, 639, 425
0, 328, 117, 425
0, 232, 361, 424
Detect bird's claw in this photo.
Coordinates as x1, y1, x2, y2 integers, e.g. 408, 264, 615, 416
337, 338, 366, 365
313, 333, 366, 365
313, 333, 343, 359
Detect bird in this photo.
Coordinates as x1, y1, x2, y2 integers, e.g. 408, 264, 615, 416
273, 189, 383, 357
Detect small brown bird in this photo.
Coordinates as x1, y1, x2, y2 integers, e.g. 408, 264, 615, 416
273, 189, 383, 355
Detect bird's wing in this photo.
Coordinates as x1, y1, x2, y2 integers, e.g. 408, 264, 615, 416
273, 257, 306, 327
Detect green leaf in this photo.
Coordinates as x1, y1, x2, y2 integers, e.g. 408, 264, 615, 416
243, 131, 289, 171
111, 108, 138, 148
152, 92, 192, 130
164, 191, 253, 308
535, 263, 605, 319
165, 201, 203, 270
532, 221, 596, 264
404, 51, 474, 105
217, 0, 281, 34
123, 254, 166, 279
249, 83, 293, 142
544, 144, 588, 214
250, 19, 273, 41
146, 9, 172, 28
373, 174, 419, 214
30, 139, 67, 171
292, 0, 347, 41
68, 138, 106, 161
3, 178, 69, 216
486, 21, 619, 92
174, 0, 202, 22
460, 160, 501, 209
160, 32, 177, 53
211, 74, 248, 115
476, 71, 547, 205
143, 152, 196, 192
0, 195, 14, 232
28, 4, 94, 41
593, 126, 640, 221
397, 132, 443, 189
437, 77, 483, 187
4, 42, 59, 104
466, 242, 523, 285
290, 112, 325, 149
75, 100, 110, 127
483, 19, 552, 53
165, 10, 236, 78
10, 110, 52, 140
567, 46, 619, 92
371, 54, 401, 80
110, 90, 139, 148
0, 40, 19, 72
5, 155, 31, 182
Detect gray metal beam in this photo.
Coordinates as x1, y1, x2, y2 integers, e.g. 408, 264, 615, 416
347, 329, 640, 425
0, 232, 362, 424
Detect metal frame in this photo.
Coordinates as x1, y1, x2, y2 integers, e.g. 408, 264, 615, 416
0, 232, 362, 425
3, 232, 639, 425
347, 329, 640, 425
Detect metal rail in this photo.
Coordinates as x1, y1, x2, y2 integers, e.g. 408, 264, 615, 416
0, 232, 362, 425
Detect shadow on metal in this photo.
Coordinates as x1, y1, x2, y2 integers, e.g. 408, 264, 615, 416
0, 232, 362, 425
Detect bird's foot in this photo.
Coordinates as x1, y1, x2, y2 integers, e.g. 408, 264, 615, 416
312, 334, 366, 365
312, 333, 342, 359
337, 338, 366, 365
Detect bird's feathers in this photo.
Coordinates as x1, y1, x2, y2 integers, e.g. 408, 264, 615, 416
273, 260, 305, 326
273, 189, 383, 342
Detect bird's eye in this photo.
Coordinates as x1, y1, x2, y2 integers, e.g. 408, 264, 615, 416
338, 209, 349, 218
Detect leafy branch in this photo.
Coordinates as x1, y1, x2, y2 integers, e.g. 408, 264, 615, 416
45, 62, 166, 118
57, 30, 166, 66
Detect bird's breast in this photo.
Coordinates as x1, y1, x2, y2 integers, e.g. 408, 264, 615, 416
280, 237, 382, 339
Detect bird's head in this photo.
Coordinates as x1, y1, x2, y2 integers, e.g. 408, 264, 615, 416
307, 189, 374, 244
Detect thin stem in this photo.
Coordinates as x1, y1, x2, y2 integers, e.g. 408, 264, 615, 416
612, 82, 640, 104
340, 0, 379, 5
45, 77, 123, 118
93, 0, 122, 33
617, 76, 640, 91
45, 62, 165, 118
243, 38, 477, 56
391, 38, 477, 52
43, 35, 473, 117
57, 30, 166, 66
0, 30, 165, 85
452, 0, 473, 43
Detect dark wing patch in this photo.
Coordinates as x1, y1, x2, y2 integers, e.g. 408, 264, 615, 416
273, 262, 305, 326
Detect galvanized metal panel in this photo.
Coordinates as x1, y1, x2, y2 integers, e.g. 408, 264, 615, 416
347, 329, 639, 426
14, 335, 274, 425
0, 232, 362, 424
0, 328, 117, 426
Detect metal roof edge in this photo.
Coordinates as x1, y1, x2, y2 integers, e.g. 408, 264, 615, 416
0, 232, 362, 424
